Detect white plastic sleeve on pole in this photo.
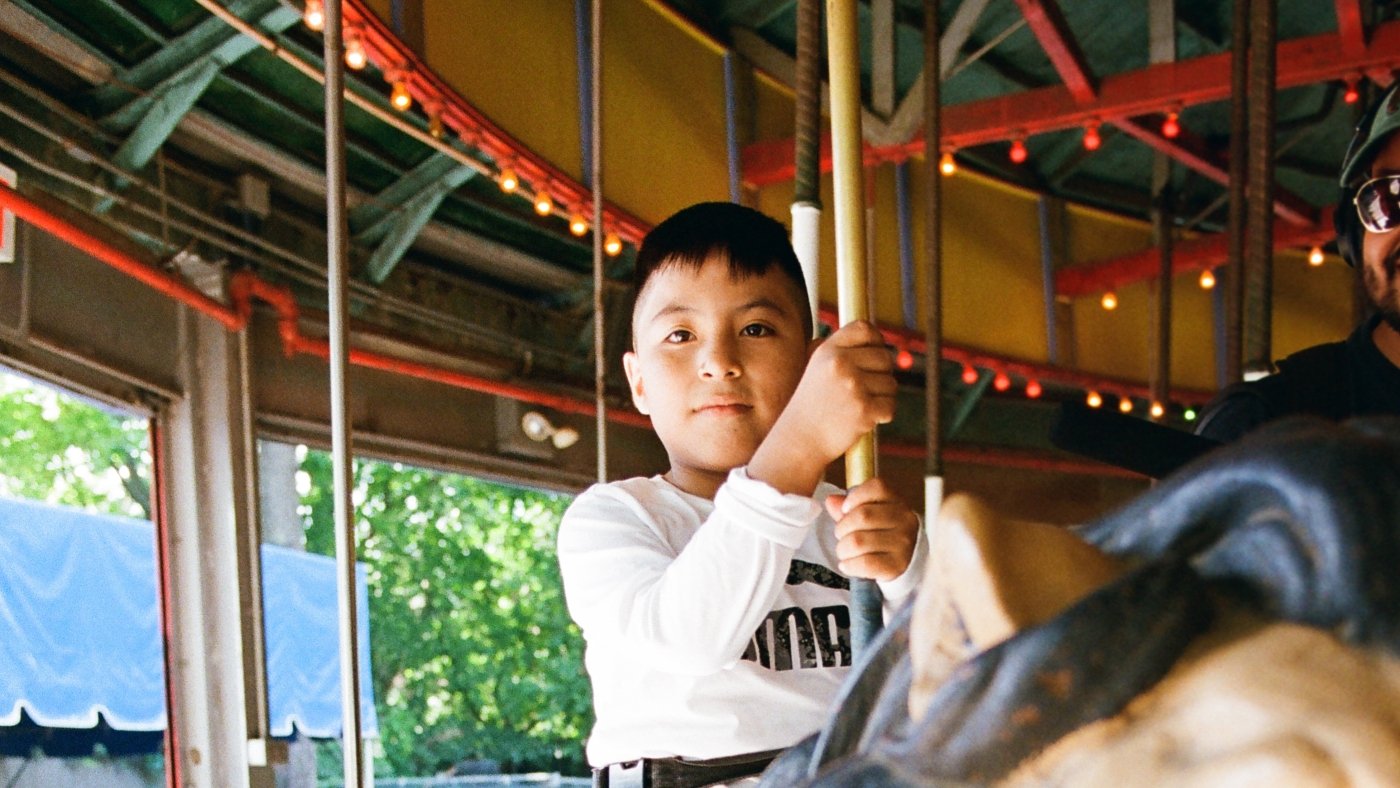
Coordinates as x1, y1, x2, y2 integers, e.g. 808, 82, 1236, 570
924, 474, 944, 533
791, 202, 821, 335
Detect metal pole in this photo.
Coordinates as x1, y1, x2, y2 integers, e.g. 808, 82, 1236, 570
1225, 0, 1249, 383
724, 52, 742, 204
1149, 0, 1174, 415
792, 0, 822, 333
1243, 0, 1276, 375
323, 2, 365, 785
923, 0, 944, 513
592, 0, 607, 484
826, 0, 882, 654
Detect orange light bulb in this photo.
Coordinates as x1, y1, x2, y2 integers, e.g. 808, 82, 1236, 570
1025, 379, 1042, 399
1199, 268, 1216, 290
344, 31, 367, 70
1086, 391, 1102, 408
1150, 401, 1165, 419
1009, 138, 1028, 164
895, 348, 915, 370
534, 189, 553, 216
390, 77, 412, 112
604, 232, 623, 257
1162, 111, 1180, 139
1101, 291, 1118, 311
303, 0, 325, 31
1308, 246, 1325, 266
939, 150, 957, 176
1083, 123, 1101, 151
1119, 396, 1133, 414
569, 213, 589, 237
498, 167, 518, 194
961, 365, 979, 385
993, 372, 1011, 392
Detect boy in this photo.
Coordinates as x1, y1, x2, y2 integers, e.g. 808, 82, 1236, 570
557, 202, 926, 787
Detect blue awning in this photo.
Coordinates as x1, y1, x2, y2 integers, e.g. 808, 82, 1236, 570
0, 496, 378, 755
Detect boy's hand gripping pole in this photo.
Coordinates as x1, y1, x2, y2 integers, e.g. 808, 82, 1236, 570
827, 0, 883, 657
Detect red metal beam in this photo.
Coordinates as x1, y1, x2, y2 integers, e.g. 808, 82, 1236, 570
743, 21, 1400, 187
1055, 207, 1336, 297
1335, 0, 1366, 58
1110, 118, 1317, 227
1013, 0, 1097, 103
815, 306, 1216, 405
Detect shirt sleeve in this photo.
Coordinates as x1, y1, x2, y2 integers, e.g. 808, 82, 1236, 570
877, 515, 927, 617
557, 468, 822, 676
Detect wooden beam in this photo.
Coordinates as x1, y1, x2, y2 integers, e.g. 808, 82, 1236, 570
1012, 0, 1097, 103
742, 20, 1400, 186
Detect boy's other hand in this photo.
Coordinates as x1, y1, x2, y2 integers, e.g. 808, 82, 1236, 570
780, 320, 897, 462
826, 478, 918, 581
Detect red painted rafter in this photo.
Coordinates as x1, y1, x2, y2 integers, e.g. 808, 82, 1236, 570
743, 21, 1400, 186
1335, 0, 1366, 58
1055, 208, 1336, 297
1013, 0, 1097, 103
1110, 118, 1316, 227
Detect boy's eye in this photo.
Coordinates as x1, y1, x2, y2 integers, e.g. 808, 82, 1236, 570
664, 329, 693, 343
741, 323, 774, 337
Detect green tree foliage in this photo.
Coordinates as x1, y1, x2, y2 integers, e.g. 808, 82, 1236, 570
297, 450, 591, 777
0, 371, 150, 518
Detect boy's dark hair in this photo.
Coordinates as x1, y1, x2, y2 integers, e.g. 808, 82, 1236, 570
632, 202, 813, 340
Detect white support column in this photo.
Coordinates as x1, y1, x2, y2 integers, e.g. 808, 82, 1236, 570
162, 293, 262, 788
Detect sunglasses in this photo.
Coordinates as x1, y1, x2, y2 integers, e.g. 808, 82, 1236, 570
1355, 175, 1400, 233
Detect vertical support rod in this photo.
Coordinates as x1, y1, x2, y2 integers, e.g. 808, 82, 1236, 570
1152, 198, 1173, 412
1149, 0, 1175, 415
592, 0, 607, 484
575, 0, 593, 179
150, 419, 183, 788
724, 52, 742, 203
827, 0, 882, 654
1212, 278, 1228, 388
1224, 0, 1249, 383
1243, 0, 1276, 374
1037, 197, 1059, 364
923, 0, 944, 500
323, 2, 364, 785
895, 160, 915, 329
792, 0, 823, 333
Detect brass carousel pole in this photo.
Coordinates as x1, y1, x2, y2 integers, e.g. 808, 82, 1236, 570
826, 0, 882, 654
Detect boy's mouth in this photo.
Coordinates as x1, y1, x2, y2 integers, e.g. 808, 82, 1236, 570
695, 399, 751, 415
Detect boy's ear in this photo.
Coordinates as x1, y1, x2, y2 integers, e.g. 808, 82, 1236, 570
622, 351, 650, 415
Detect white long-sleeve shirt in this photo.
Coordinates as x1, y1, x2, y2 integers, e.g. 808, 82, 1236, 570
557, 467, 926, 766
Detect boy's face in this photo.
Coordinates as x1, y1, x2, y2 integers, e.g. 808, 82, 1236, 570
624, 254, 812, 491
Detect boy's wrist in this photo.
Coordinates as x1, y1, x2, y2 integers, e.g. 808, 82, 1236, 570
747, 419, 828, 497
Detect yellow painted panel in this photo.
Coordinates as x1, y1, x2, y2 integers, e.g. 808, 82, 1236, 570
360, 0, 392, 25
599, 0, 730, 221
422, 0, 583, 179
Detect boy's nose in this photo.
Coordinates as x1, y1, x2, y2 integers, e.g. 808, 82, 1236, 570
698, 339, 742, 379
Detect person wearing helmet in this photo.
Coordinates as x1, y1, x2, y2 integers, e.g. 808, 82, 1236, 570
1195, 83, 1400, 442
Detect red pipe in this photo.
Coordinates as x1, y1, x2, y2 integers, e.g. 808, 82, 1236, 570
0, 181, 244, 330
882, 438, 1146, 479
820, 307, 1215, 405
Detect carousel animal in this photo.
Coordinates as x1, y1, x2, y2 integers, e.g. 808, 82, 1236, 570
759, 416, 1400, 786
